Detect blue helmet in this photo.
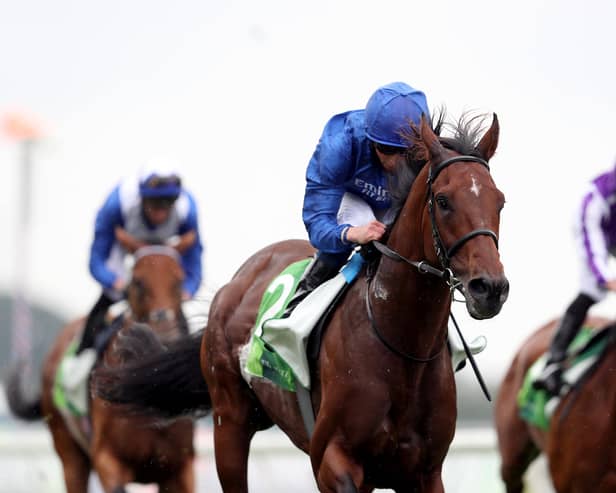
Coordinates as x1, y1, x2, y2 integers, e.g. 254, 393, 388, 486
365, 82, 430, 148
138, 158, 182, 199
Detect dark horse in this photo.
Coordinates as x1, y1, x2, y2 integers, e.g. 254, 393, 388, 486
95, 114, 508, 492
495, 315, 616, 493
6, 245, 196, 493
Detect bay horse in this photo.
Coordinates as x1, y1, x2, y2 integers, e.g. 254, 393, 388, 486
495, 315, 616, 493
95, 113, 508, 492
5, 244, 196, 493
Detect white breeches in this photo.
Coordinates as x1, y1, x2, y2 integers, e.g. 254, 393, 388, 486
336, 192, 388, 226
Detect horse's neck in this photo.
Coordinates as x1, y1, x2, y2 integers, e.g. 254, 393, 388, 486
370, 202, 450, 358
371, 263, 450, 356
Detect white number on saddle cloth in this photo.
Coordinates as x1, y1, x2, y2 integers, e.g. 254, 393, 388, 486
255, 273, 295, 337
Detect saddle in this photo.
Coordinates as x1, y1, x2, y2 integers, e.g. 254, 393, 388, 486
519, 325, 616, 429
243, 251, 364, 391
54, 306, 126, 419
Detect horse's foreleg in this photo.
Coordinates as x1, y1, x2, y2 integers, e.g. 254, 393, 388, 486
58, 449, 90, 493
316, 440, 364, 493
158, 457, 195, 493
595, 472, 616, 493
48, 421, 91, 493
495, 353, 543, 493
212, 416, 255, 493
393, 471, 444, 493
93, 447, 133, 493
495, 400, 539, 493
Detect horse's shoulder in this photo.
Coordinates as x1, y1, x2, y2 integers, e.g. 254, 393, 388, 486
207, 239, 315, 346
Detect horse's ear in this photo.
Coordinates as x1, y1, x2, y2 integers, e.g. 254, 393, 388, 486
419, 115, 445, 162
476, 113, 499, 161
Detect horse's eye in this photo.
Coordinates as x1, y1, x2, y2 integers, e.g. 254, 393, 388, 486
436, 195, 450, 211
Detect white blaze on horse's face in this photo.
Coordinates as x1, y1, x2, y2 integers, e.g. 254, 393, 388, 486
470, 174, 482, 197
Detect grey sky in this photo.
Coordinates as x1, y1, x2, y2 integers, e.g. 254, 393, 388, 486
2, 0, 616, 380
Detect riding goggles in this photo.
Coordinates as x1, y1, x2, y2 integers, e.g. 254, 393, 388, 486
374, 142, 407, 155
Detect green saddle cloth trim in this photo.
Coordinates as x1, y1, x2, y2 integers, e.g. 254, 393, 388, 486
245, 258, 312, 391
53, 339, 87, 417
517, 326, 607, 429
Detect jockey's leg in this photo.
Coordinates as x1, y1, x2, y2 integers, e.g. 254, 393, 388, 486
76, 292, 116, 353
283, 252, 346, 317
62, 292, 116, 394
534, 293, 595, 394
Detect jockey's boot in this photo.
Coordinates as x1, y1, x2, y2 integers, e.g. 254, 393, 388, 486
533, 311, 581, 396
282, 256, 341, 318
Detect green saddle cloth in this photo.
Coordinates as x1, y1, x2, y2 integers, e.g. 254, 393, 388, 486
517, 326, 608, 429
53, 339, 87, 417
245, 258, 311, 391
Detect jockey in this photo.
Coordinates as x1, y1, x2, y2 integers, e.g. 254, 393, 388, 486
63, 159, 204, 386
284, 82, 430, 314
534, 164, 616, 395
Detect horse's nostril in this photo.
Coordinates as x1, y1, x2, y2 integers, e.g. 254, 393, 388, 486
468, 277, 509, 301
501, 279, 510, 298
469, 278, 489, 297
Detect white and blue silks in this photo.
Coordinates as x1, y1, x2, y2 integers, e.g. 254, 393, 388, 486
89, 177, 203, 300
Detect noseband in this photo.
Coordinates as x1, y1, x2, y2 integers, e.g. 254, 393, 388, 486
426, 155, 498, 269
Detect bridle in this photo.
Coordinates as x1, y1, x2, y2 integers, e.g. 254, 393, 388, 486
367, 154, 499, 362
426, 155, 498, 269
130, 245, 183, 325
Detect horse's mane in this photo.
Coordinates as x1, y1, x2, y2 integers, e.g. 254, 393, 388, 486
387, 108, 492, 218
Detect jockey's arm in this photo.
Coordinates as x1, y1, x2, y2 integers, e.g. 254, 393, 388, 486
345, 221, 386, 244
89, 187, 124, 290
178, 194, 203, 298
114, 226, 146, 253
167, 230, 197, 254
581, 190, 615, 287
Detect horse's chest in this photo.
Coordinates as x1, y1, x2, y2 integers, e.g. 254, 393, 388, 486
367, 408, 454, 477
365, 427, 451, 485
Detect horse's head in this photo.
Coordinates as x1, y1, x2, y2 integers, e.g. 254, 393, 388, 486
399, 113, 508, 319
126, 245, 186, 337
